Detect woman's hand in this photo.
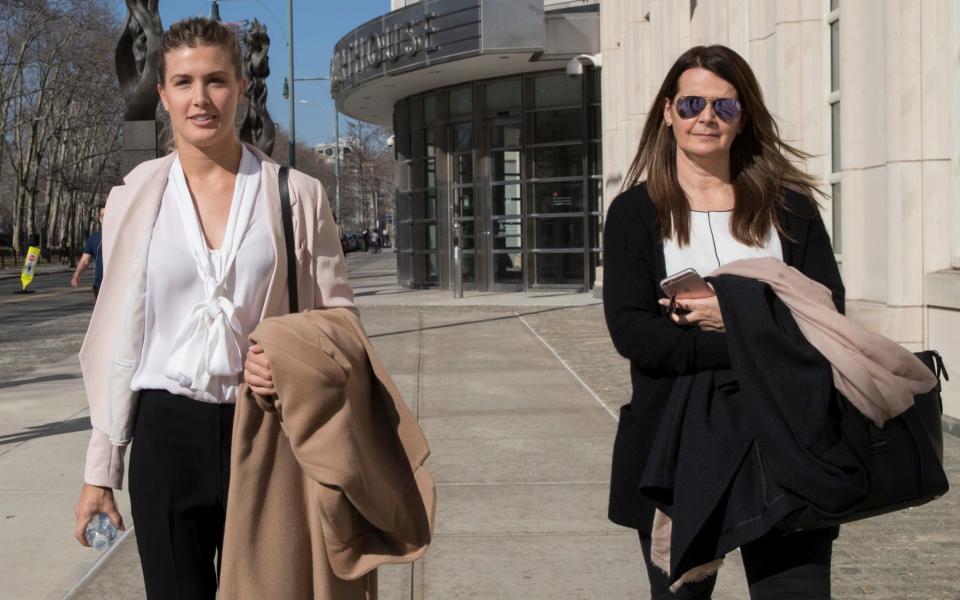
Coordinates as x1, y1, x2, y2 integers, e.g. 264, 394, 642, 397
74, 484, 125, 546
659, 287, 726, 332
244, 344, 276, 396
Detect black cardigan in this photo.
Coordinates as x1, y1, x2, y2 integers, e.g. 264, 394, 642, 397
602, 183, 845, 531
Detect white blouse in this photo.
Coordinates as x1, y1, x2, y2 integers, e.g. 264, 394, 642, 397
130, 146, 275, 403
663, 210, 783, 279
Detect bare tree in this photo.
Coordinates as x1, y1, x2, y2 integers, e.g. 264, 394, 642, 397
1, 0, 123, 262
269, 126, 340, 212
340, 120, 394, 233
265, 122, 393, 234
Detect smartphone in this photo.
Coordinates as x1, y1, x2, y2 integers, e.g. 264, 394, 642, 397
660, 268, 714, 300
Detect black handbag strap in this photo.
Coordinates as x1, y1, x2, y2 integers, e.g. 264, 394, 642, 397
278, 166, 298, 314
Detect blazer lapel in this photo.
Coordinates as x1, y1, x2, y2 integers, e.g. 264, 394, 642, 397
107, 153, 175, 442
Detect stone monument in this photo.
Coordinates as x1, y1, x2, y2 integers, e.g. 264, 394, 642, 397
239, 19, 276, 155
116, 0, 164, 175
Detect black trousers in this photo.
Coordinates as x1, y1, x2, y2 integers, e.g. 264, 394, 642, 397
638, 526, 838, 600
129, 390, 235, 600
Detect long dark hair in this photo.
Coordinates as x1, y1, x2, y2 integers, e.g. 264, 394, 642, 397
623, 45, 821, 246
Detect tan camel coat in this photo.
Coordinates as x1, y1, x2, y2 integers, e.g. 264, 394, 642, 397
219, 308, 435, 600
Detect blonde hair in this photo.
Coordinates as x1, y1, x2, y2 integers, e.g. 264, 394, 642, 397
156, 17, 241, 85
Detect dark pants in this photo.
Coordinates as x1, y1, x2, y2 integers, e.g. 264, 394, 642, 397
129, 390, 235, 600
638, 526, 837, 600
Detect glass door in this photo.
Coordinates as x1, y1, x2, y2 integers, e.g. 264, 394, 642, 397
525, 72, 588, 288
489, 119, 524, 290
450, 123, 476, 288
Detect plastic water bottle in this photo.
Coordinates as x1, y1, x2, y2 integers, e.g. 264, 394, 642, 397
84, 513, 119, 551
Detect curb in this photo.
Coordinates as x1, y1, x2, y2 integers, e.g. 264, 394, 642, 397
61, 526, 136, 600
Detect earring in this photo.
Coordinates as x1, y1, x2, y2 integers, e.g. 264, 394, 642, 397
665, 121, 672, 127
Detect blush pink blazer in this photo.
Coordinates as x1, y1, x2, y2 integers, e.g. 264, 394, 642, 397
79, 145, 354, 489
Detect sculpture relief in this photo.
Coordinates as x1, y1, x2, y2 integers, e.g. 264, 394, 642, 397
239, 19, 276, 155
115, 0, 164, 122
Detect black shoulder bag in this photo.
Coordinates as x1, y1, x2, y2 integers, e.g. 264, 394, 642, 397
278, 166, 298, 314
784, 350, 950, 531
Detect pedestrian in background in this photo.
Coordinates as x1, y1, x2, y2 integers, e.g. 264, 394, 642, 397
70, 204, 105, 300
603, 45, 844, 599
72, 17, 352, 599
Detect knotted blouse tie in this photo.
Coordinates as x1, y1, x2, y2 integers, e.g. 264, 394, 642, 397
164, 147, 261, 395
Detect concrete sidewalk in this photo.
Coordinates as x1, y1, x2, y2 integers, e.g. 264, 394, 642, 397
62, 316, 643, 600
0, 355, 132, 600
0, 253, 634, 599
55, 309, 652, 598
4, 253, 958, 599
347, 251, 602, 309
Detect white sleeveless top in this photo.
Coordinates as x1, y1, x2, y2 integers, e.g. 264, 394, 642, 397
663, 210, 783, 278
130, 146, 275, 403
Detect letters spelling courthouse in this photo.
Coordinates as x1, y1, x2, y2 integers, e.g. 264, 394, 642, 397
331, 0, 960, 420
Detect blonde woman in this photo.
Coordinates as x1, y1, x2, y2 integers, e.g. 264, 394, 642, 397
72, 18, 351, 599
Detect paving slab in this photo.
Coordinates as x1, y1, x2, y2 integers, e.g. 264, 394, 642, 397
418, 409, 614, 441
417, 372, 597, 415
431, 483, 611, 535
414, 533, 645, 599
424, 435, 613, 487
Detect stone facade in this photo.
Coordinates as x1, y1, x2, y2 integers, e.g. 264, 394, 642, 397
600, 0, 960, 418
379, 0, 960, 417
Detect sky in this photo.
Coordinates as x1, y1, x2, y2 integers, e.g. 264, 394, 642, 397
113, 0, 391, 146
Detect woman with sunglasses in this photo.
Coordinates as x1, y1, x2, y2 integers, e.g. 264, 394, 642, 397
603, 45, 844, 598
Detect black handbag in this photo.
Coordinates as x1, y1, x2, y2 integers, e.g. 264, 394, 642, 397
783, 350, 950, 531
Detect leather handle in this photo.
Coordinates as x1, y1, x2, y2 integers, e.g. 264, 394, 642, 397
279, 166, 298, 314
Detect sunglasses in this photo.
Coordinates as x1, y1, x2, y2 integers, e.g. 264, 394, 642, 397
673, 96, 743, 123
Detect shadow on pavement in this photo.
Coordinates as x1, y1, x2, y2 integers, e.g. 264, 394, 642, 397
367, 306, 572, 339
0, 302, 93, 324
345, 271, 397, 280
0, 372, 81, 390
0, 416, 91, 446
354, 288, 422, 297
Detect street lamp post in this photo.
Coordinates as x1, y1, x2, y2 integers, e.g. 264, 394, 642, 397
217, 0, 339, 219
286, 0, 296, 167
334, 109, 341, 224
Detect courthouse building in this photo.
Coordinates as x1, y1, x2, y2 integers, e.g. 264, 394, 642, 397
332, 0, 960, 418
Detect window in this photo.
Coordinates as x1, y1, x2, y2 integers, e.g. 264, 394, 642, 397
524, 72, 587, 287
395, 94, 441, 286
391, 69, 603, 291
827, 3, 841, 254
